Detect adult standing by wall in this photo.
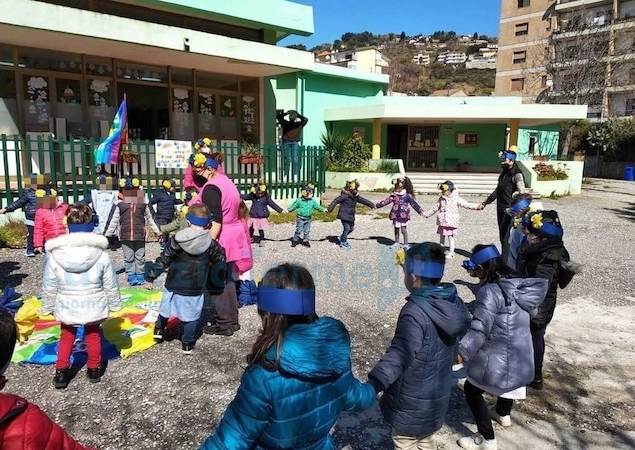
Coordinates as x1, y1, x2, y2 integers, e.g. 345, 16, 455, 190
192, 155, 252, 336
276, 109, 308, 181
480, 146, 526, 256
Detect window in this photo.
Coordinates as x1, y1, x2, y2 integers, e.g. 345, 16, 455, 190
528, 132, 539, 155
513, 51, 527, 64
517, 0, 530, 8
456, 132, 479, 146
626, 98, 635, 116
511, 77, 525, 91
515, 22, 529, 36
0, 71, 17, 135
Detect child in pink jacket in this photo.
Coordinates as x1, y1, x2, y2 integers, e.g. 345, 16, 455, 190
34, 186, 68, 252
423, 180, 483, 258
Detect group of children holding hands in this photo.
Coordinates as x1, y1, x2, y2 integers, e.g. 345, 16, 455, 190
0, 143, 577, 450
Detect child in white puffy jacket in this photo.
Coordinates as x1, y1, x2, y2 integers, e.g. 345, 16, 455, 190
423, 181, 483, 258
40, 203, 121, 390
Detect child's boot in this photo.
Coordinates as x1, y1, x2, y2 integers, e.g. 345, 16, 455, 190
87, 366, 102, 383
153, 327, 165, 343
291, 239, 299, 247
182, 342, 194, 355
53, 368, 71, 389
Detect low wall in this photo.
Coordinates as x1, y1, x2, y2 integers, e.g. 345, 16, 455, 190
326, 171, 400, 192
517, 160, 584, 196
584, 156, 635, 180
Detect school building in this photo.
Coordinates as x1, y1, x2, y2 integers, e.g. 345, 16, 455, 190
0, 0, 586, 176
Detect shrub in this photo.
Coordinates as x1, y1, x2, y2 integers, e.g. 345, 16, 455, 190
372, 160, 400, 174
322, 132, 371, 172
321, 131, 347, 164
534, 163, 569, 181
0, 220, 27, 248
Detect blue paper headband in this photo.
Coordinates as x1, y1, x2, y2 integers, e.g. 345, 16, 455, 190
257, 288, 316, 316
406, 260, 445, 278
462, 246, 501, 271
68, 223, 95, 233
510, 198, 531, 214
187, 213, 212, 228
501, 151, 517, 161
537, 222, 563, 238
205, 157, 219, 169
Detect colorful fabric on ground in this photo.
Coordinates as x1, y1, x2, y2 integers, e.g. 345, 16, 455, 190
94, 97, 127, 165
11, 288, 161, 365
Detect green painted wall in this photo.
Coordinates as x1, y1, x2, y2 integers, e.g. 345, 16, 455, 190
517, 124, 560, 160
438, 123, 507, 170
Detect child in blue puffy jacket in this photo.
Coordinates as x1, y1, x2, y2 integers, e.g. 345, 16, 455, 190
200, 263, 376, 450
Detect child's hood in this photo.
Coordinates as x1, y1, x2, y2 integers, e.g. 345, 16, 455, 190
45, 233, 108, 273
174, 227, 212, 255
264, 316, 352, 380
408, 283, 470, 338
496, 277, 549, 313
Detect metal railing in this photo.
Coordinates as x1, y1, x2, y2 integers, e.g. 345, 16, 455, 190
0, 135, 327, 207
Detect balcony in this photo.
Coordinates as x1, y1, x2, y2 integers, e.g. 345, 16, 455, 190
552, 14, 635, 39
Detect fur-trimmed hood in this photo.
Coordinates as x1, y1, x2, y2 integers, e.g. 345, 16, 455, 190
45, 233, 109, 274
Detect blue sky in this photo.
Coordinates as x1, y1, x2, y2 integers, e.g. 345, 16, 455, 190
280, 0, 501, 48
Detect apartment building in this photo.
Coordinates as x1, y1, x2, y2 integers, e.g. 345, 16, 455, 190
412, 53, 431, 65
437, 51, 468, 65
316, 47, 390, 74
495, 0, 554, 101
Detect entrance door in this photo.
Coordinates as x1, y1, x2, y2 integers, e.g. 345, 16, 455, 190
118, 83, 169, 140
407, 125, 439, 171
387, 125, 408, 160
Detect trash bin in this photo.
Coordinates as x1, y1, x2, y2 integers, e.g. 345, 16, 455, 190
625, 166, 635, 181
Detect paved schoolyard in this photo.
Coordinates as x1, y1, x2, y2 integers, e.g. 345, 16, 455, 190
1, 181, 634, 449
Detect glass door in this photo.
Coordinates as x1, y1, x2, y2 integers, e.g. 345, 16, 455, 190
407, 125, 439, 170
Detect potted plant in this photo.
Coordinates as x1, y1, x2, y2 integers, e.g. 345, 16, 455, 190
120, 146, 138, 164
239, 142, 264, 165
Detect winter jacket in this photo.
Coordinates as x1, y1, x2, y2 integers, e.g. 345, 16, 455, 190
104, 202, 160, 242
34, 203, 68, 248
4, 188, 37, 222
376, 191, 423, 223
423, 191, 480, 228
288, 197, 326, 219
200, 317, 376, 450
519, 238, 568, 329
327, 190, 375, 223
458, 278, 548, 394
484, 164, 526, 210
150, 189, 182, 225
242, 193, 283, 219
146, 227, 227, 296
41, 233, 121, 325
368, 284, 470, 437
89, 190, 119, 235
160, 215, 188, 236
0, 393, 93, 450
277, 111, 308, 142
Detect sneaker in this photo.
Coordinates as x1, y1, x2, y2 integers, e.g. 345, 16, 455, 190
182, 343, 194, 355
342, 242, 352, 249
302, 240, 311, 248
153, 327, 165, 343
25, 250, 36, 257
490, 407, 512, 427
529, 378, 544, 390
291, 240, 299, 247
457, 433, 497, 450
53, 369, 71, 389
87, 367, 102, 383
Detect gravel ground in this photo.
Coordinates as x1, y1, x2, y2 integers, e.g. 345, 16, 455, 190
2, 181, 635, 449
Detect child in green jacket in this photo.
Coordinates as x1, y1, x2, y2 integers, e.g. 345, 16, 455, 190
288, 184, 326, 248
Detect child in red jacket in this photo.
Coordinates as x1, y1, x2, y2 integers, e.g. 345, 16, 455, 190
0, 309, 93, 449
33, 185, 68, 253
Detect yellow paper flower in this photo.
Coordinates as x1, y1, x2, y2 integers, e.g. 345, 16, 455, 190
193, 153, 207, 168
179, 206, 189, 218
250, 187, 256, 194
203, 137, 212, 146
119, 178, 126, 188
497, 151, 504, 158
259, 184, 267, 192
50, 188, 57, 197
194, 143, 200, 150
132, 178, 140, 188
162, 180, 172, 189
395, 247, 406, 266
531, 213, 543, 229
440, 183, 449, 192
35, 189, 45, 198
301, 189, 308, 197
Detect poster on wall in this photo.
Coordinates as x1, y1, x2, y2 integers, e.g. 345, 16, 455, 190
154, 139, 191, 169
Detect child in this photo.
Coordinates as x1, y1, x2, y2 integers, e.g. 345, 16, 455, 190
327, 179, 375, 249
504, 193, 542, 271
457, 245, 547, 450
519, 210, 577, 391
104, 176, 160, 286
423, 181, 483, 258
0, 174, 46, 257
40, 203, 121, 389
146, 204, 226, 354
89, 173, 120, 250
288, 183, 326, 248
150, 178, 182, 228
34, 184, 68, 253
375, 177, 423, 247
0, 310, 94, 448
200, 263, 376, 449
242, 181, 284, 247
235, 200, 257, 307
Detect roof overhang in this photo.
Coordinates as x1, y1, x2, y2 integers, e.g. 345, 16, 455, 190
0, 0, 314, 77
324, 96, 588, 127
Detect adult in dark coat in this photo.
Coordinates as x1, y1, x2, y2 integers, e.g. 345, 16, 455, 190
276, 109, 308, 179
518, 210, 569, 390
481, 147, 526, 256
327, 180, 375, 248
368, 243, 470, 448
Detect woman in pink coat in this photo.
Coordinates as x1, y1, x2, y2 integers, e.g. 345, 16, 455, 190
423, 180, 483, 258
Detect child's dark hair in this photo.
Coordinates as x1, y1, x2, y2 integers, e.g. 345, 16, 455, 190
188, 204, 210, 219
406, 242, 446, 285
238, 201, 249, 221
247, 264, 317, 370
0, 309, 17, 372
403, 177, 415, 196
66, 203, 94, 225
471, 244, 516, 283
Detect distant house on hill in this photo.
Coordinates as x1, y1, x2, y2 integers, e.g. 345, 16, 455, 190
411, 53, 431, 66
430, 88, 469, 97
315, 46, 390, 74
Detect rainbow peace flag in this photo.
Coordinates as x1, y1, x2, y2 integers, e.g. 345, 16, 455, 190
94, 96, 128, 165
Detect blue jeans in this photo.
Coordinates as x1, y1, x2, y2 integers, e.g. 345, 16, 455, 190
294, 217, 312, 241
26, 225, 34, 253
155, 314, 199, 346
340, 220, 354, 243
282, 141, 301, 179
